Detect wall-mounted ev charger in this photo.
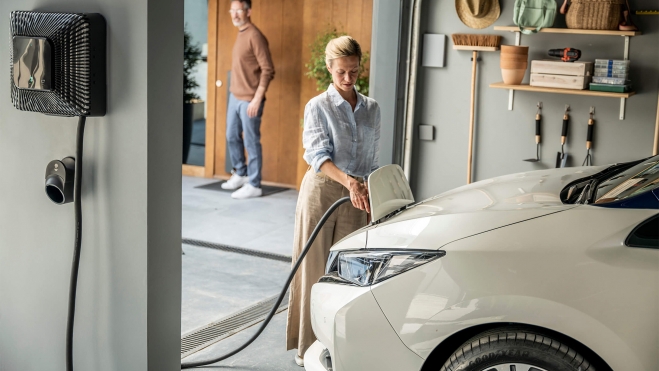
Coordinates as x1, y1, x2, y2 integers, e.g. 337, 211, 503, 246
11, 11, 106, 116
10, 10, 106, 371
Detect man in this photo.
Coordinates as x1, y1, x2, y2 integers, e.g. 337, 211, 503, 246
221, 0, 275, 199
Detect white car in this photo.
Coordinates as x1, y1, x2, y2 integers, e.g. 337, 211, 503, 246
304, 157, 659, 371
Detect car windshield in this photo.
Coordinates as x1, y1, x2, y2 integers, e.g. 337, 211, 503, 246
594, 155, 659, 204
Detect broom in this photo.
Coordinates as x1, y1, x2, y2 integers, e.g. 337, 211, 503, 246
452, 34, 501, 184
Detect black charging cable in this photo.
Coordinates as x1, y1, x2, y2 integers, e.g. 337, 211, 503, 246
181, 196, 352, 369
66, 116, 86, 371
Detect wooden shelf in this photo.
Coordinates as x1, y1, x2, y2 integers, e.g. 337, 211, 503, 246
493, 26, 641, 120
490, 82, 636, 98
494, 26, 641, 36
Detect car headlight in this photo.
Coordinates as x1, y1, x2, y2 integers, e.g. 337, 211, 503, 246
323, 250, 445, 286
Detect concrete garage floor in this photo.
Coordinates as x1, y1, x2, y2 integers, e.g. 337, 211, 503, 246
181, 176, 301, 370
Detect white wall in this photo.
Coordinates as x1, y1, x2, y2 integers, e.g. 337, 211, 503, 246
409, 0, 659, 199
0, 0, 182, 370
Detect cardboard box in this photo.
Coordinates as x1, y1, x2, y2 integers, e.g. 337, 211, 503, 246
530, 60, 593, 76
530, 73, 591, 90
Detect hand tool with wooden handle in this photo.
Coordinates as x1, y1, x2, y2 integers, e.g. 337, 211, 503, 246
582, 107, 595, 166
556, 105, 570, 168
524, 102, 542, 162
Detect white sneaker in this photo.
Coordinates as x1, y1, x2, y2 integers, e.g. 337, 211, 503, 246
231, 183, 262, 199
294, 354, 304, 367
221, 173, 249, 190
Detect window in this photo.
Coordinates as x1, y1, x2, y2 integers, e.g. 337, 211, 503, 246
595, 156, 659, 205
626, 215, 659, 249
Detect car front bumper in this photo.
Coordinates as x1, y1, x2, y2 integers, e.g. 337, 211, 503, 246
305, 282, 424, 371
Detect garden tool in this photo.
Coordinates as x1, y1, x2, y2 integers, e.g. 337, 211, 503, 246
524, 102, 542, 162
582, 107, 595, 166
451, 33, 502, 184
556, 105, 570, 168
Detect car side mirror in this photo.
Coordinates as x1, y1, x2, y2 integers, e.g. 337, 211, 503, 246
368, 165, 414, 223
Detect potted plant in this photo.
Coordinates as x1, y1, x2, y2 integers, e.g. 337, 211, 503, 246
183, 26, 202, 163
305, 28, 370, 96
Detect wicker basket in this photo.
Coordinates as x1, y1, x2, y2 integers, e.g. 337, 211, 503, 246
566, 0, 623, 30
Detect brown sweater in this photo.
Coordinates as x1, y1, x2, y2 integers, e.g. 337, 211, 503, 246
230, 24, 275, 101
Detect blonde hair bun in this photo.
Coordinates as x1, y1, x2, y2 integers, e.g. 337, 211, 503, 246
325, 36, 362, 66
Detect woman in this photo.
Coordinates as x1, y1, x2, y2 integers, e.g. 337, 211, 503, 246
285, 36, 380, 366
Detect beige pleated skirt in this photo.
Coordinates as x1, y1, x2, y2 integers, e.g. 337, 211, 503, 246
285, 169, 367, 357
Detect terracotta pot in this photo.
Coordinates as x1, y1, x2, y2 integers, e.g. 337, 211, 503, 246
502, 68, 526, 85
501, 45, 529, 55
500, 56, 528, 64
501, 61, 528, 69
501, 54, 528, 69
500, 54, 528, 60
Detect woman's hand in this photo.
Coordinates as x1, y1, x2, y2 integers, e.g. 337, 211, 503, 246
348, 179, 370, 213
319, 160, 371, 213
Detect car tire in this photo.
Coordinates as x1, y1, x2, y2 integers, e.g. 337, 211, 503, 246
439, 327, 596, 371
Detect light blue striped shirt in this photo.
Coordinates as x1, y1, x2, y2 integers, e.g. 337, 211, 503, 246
302, 84, 381, 179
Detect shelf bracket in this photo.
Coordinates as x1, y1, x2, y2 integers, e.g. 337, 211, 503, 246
507, 31, 522, 111
623, 36, 630, 60
620, 98, 626, 120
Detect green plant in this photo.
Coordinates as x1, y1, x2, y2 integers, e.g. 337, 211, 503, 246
184, 25, 202, 103
305, 28, 370, 96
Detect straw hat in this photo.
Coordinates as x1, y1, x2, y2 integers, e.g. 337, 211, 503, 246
456, 0, 501, 29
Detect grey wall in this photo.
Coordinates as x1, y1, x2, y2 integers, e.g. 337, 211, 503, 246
370, 0, 405, 166
410, 0, 659, 199
0, 1, 182, 370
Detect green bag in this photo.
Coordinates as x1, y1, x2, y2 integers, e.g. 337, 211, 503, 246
513, 0, 557, 34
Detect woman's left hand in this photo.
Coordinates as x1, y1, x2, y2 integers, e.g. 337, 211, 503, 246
348, 179, 370, 213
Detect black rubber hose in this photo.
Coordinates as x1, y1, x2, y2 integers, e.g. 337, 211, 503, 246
181, 196, 352, 369
66, 116, 86, 371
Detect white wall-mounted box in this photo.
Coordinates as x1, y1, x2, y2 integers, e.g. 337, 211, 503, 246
422, 34, 446, 68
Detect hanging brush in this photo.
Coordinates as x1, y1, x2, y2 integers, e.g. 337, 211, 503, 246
451, 34, 501, 184
452, 34, 502, 51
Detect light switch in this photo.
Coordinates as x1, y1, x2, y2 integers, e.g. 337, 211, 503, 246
419, 124, 435, 141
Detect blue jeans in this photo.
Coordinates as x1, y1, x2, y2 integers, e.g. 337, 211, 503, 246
226, 93, 265, 187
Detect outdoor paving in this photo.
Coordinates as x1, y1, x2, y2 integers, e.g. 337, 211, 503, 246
182, 175, 298, 256
181, 175, 302, 370
181, 244, 291, 334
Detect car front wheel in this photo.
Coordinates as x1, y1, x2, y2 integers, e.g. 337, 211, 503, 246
439, 327, 596, 371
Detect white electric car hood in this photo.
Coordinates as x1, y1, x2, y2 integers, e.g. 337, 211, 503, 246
333, 165, 609, 252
